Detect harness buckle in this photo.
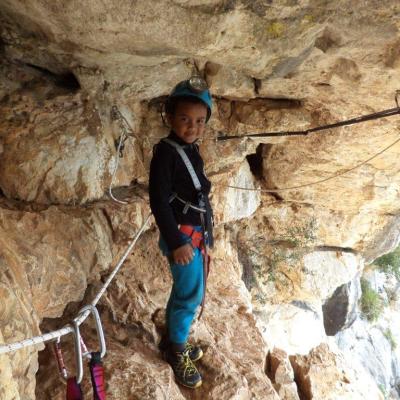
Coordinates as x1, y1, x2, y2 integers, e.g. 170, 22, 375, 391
183, 203, 190, 214
197, 191, 206, 208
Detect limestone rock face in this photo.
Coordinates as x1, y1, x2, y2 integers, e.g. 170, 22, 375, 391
257, 301, 327, 356
363, 215, 400, 264
0, 198, 115, 399
235, 201, 363, 303
267, 348, 300, 400
336, 319, 394, 396
0, 61, 150, 205
211, 160, 261, 224
290, 344, 384, 400
267, 344, 384, 400
336, 270, 400, 398
1, 0, 400, 399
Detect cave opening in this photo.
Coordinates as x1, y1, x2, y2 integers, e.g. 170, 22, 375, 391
246, 143, 284, 201
246, 143, 265, 180
25, 63, 81, 92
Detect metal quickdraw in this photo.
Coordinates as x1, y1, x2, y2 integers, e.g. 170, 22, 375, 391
80, 305, 107, 400
53, 305, 106, 400
66, 320, 84, 400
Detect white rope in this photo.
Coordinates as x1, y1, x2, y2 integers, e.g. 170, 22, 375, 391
108, 132, 128, 205
90, 213, 151, 307
0, 213, 151, 355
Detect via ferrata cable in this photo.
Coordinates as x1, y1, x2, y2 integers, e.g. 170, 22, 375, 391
217, 92, 400, 141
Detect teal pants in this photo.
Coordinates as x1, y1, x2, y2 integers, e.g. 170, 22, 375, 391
160, 229, 204, 344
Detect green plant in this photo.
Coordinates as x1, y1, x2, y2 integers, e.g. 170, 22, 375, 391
360, 278, 384, 322
384, 328, 397, 350
378, 383, 389, 400
374, 245, 400, 280
251, 217, 317, 285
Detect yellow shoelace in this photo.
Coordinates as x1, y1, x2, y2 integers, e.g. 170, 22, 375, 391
177, 351, 197, 377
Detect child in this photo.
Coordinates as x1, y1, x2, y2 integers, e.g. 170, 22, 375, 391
149, 77, 214, 389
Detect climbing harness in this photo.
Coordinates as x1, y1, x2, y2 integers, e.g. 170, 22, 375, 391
217, 91, 400, 141
179, 225, 203, 249
162, 138, 211, 320
169, 193, 207, 214
53, 305, 106, 400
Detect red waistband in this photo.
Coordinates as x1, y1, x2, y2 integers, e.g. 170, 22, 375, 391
179, 225, 203, 248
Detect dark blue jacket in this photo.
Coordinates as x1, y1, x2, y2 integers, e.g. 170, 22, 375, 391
149, 131, 213, 251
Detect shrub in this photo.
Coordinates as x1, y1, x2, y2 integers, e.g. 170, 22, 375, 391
384, 328, 397, 350
378, 384, 389, 400
374, 245, 400, 280
253, 217, 317, 283
360, 278, 384, 322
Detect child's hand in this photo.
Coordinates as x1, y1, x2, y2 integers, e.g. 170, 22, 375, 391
172, 244, 195, 265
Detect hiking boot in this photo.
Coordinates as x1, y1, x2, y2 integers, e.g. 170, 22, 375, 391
166, 349, 202, 389
159, 335, 203, 362
184, 342, 203, 362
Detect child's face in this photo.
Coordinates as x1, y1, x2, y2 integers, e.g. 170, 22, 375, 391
167, 101, 208, 144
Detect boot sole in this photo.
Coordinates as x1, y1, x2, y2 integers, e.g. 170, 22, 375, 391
175, 378, 202, 389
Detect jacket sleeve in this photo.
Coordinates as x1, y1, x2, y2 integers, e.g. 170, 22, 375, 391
149, 144, 187, 251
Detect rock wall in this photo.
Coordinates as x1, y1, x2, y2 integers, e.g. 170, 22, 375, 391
1, 1, 400, 399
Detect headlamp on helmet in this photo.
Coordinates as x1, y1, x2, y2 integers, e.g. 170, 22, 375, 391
165, 76, 213, 122
187, 76, 209, 93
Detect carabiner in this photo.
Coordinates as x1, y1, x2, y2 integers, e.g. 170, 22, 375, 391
71, 319, 84, 384
76, 305, 106, 359
53, 337, 68, 381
